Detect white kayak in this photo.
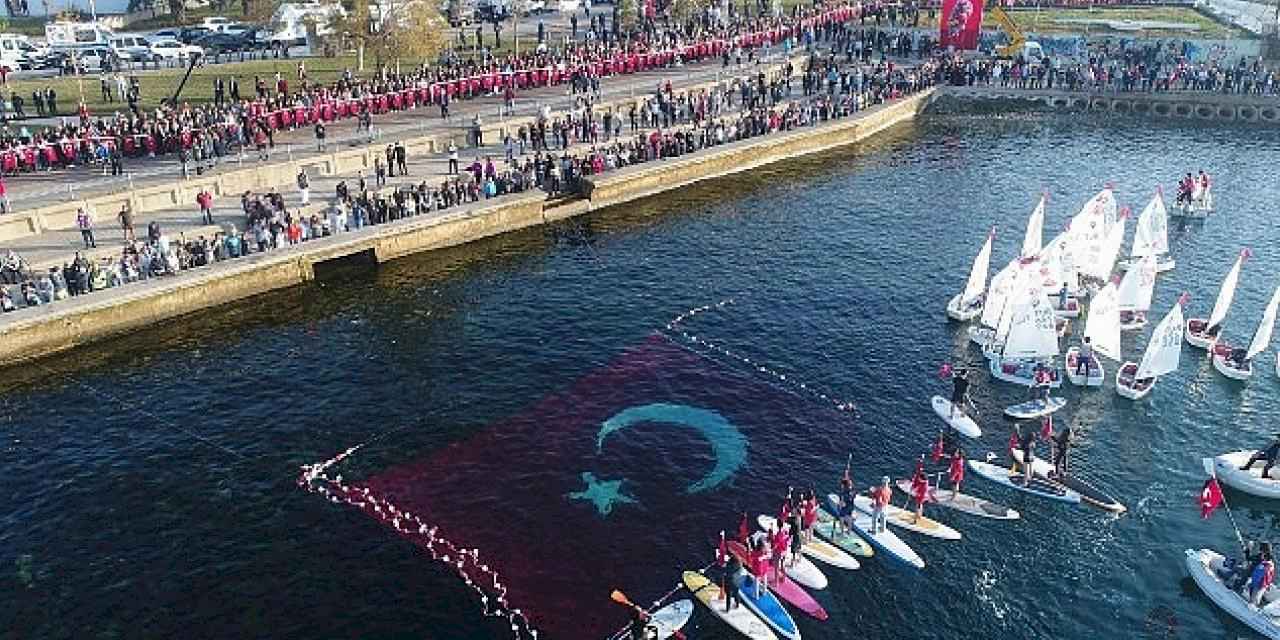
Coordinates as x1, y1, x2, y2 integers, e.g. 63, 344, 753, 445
1185, 548, 1280, 640
967, 458, 1082, 503
757, 515, 860, 570
1204, 451, 1280, 499
894, 479, 1020, 520
1004, 397, 1067, 419
824, 493, 925, 570
931, 396, 981, 438
647, 599, 695, 639
851, 493, 962, 541
682, 571, 778, 640
1009, 450, 1127, 513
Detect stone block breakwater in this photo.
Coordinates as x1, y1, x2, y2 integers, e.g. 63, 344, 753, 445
0, 88, 935, 366
939, 85, 1280, 124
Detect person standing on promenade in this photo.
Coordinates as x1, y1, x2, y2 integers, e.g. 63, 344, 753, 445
395, 141, 407, 176
314, 121, 326, 152
297, 168, 310, 205
196, 189, 214, 225
117, 202, 135, 242
76, 207, 96, 248
447, 141, 459, 175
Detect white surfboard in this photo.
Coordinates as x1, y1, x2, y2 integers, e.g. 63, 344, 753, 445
1003, 396, 1067, 419
757, 515, 860, 570
931, 396, 981, 438
967, 458, 1082, 503
648, 599, 694, 639
851, 493, 962, 540
894, 479, 1021, 520
824, 494, 925, 570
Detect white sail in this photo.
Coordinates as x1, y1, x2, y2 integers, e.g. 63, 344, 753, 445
1116, 254, 1157, 312
961, 231, 994, 306
981, 260, 1019, 329
1002, 271, 1059, 359
1038, 231, 1078, 292
1022, 196, 1045, 259
1207, 253, 1247, 331
1072, 189, 1120, 280
1084, 282, 1122, 362
1246, 285, 1280, 360
1136, 301, 1186, 379
1131, 192, 1169, 258
1093, 214, 1127, 281
994, 264, 1029, 345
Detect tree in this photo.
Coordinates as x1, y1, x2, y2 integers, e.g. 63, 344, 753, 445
366, 0, 448, 68
615, 0, 638, 32
166, 0, 185, 23
244, 0, 275, 24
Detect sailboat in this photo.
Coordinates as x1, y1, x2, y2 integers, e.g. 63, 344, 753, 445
1116, 296, 1186, 400
947, 228, 995, 322
1186, 249, 1249, 349
1022, 194, 1046, 260
1069, 188, 1119, 292
988, 267, 1062, 387
1039, 229, 1082, 298
1211, 284, 1280, 381
969, 260, 1017, 348
1117, 254, 1158, 331
1118, 190, 1174, 273
1065, 282, 1120, 387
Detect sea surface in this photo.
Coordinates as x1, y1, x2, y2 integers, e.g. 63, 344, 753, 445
5, 108, 1280, 640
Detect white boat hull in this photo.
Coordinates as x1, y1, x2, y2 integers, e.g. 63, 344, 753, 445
1051, 298, 1082, 319
1119, 310, 1148, 332
1184, 548, 1280, 640
947, 293, 982, 322
1063, 348, 1105, 387
1114, 362, 1155, 400
1118, 256, 1175, 273
968, 326, 995, 348
1185, 318, 1219, 350
1204, 452, 1280, 499
1212, 351, 1253, 381
989, 357, 1062, 388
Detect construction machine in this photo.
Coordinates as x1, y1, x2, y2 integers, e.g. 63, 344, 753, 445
988, 3, 1045, 61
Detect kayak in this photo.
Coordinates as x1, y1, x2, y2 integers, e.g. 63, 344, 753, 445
824, 493, 925, 570
1204, 451, 1280, 499
931, 395, 981, 438
850, 493, 962, 540
967, 458, 1082, 504
757, 515, 860, 570
812, 508, 875, 559
1010, 450, 1126, 513
734, 570, 803, 640
894, 479, 1020, 520
725, 541, 828, 620
1184, 548, 1280, 640
1003, 397, 1067, 419
682, 571, 778, 640
647, 599, 694, 639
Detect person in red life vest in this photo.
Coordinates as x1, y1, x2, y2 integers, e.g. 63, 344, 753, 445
748, 535, 769, 598
948, 448, 966, 498
870, 476, 893, 533
768, 523, 787, 579
910, 457, 930, 523
801, 492, 818, 543
931, 431, 946, 464
1250, 553, 1276, 606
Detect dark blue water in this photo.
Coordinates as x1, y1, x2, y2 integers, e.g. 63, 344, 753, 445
5, 109, 1280, 640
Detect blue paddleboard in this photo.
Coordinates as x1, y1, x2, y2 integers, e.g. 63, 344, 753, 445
733, 570, 801, 640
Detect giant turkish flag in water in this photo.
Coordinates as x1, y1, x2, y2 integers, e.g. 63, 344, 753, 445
941, 0, 983, 50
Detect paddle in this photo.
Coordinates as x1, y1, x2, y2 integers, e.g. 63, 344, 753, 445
610, 590, 686, 640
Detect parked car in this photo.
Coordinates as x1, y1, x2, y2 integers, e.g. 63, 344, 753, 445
150, 28, 182, 40
110, 35, 152, 62
149, 39, 203, 61
177, 27, 213, 44
194, 32, 251, 55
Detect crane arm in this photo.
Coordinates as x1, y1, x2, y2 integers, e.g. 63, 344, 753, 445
988, 5, 1026, 58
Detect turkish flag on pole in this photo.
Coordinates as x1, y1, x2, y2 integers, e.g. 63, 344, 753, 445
1200, 477, 1224, 519
940, 0, 983, 50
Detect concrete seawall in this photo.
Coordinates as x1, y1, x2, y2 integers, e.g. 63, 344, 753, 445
939, 86, 1280, 124
0, 89, 935, 365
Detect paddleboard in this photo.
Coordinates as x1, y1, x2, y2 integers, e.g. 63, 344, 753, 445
647, 599, 694, 639
733, 570, 803, 640
1010, 450, 1126, 513
757, 515, 859, 570
850, 493, 962, 540
682, 571, 778, 640
824, 493, 925, 570
1003, 396, 1067, 419
931, 395, 981, 438
725, 541, 828, 620
894, 479, 1020, 520
967, 458, 1081, 503
812, 508, 875, 559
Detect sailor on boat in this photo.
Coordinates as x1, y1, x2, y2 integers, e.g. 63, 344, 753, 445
1030, 363, 1053, 401
1248, 553, 1276, 606
1057, 282, 1071, 310
1075, 337, 1096, 378
1176, 173, 1194, 205
1240, 435, 1280, 479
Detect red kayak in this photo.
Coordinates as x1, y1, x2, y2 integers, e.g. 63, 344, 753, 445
727, 540, 829, 620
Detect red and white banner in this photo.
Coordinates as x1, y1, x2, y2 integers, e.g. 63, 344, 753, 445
940, 0, 982, 50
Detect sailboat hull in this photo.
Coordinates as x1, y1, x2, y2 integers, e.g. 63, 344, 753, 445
1051, 298, 1082, 319
1064, 348, 1105, 387
947, 293, 982, 322
968, 326, 995, 348
1119, 311, 1148, 332
1114, 362, 1155, 400
1117, 256, 1175, 273
1185, 318, 1219, 350
988, 357, 1062, 388
1211, 352, 1252, 381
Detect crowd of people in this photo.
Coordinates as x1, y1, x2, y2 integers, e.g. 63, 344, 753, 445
0, 2, 861, 177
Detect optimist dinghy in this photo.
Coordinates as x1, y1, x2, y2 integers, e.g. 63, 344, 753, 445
1116, 296, 1186, 400
1211, 284, 1280, 382
1186, 249, 1248, 349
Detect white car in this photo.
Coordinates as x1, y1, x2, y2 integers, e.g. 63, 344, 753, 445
110, 35, 152, 62
149, 39, 202, 61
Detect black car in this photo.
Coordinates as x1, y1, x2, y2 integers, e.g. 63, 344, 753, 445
194, 32, 251, 54
177, 27, 213, 44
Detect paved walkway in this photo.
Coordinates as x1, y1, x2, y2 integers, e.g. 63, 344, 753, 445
0, 52, 793, 208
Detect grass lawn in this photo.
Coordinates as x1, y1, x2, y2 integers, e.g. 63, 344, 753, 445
921, 6, 1247, 38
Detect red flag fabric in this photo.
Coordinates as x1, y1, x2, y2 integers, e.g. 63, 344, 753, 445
1200, 477, 1223, 519
738, 512, 750, 543
940, 0, 982, 50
